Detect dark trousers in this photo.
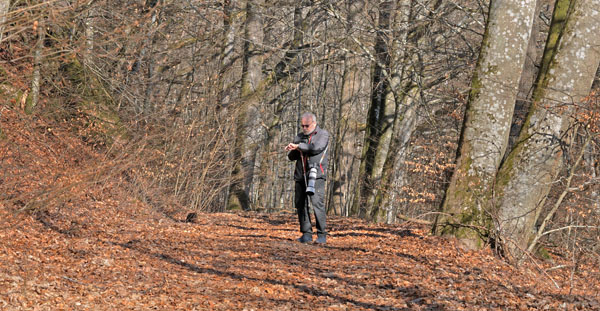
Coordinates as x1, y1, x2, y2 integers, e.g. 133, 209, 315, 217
295, 179, 327, 236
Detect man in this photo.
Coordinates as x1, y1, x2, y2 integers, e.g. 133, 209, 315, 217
285, 112, 329, 244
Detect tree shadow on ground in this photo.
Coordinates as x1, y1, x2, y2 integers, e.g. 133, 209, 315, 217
237, 212, 296, 227
331, 231, 388, 238
111, 239, 416, 311
350, 226, 423, 238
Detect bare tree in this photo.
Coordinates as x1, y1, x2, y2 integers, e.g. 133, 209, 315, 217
217, 0, 240, 109
352, 0, 400, 219
228, 0, 266, 210
351, 0, 471, 223
329, 0, 367, 216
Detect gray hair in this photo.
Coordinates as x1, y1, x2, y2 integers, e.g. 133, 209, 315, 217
301, 112, 317, 123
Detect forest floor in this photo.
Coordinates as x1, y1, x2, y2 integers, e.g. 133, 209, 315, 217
2, 107, 600, 311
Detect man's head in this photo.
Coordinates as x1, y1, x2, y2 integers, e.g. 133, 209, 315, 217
300, 112, 317, 135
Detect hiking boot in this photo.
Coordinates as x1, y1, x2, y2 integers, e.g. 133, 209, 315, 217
297, 233, 313, 243
315, 234, 326, 244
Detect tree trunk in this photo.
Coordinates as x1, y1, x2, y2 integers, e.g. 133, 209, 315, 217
83, 0, 95, 68
506, 0, 546, 154
330, 0, 365, 216
141, 2, 159, 115
371, 84, 420, 223
352, 0, 397, 219
368, 0, 435, 223
354, 0, 445, 222
228, 0, 265, 210
583, 142, 599, 212
494, 0, 600, 260
0, 0, 9, 42
28, 18, 45, 113
217, 0, 239, 109
435, 0, 538, 249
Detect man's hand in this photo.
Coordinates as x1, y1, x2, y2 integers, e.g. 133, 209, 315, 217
285, 143, 299, 151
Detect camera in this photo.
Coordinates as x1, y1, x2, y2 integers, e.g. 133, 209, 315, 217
306, 166, 318, 195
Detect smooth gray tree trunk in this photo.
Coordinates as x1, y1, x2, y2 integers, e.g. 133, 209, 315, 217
436, 0, 538, 248
507, 0, 546, 154
495, 0, 600, 260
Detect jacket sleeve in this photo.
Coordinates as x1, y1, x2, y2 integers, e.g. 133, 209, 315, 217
298, 130, 329, 156
287, 134, 302, 161
287, 149, 300, 161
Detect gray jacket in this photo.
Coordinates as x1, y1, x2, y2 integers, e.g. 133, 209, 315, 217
287, 125, 329, 181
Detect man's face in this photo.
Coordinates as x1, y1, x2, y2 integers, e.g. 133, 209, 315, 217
301, 117, 316, 135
